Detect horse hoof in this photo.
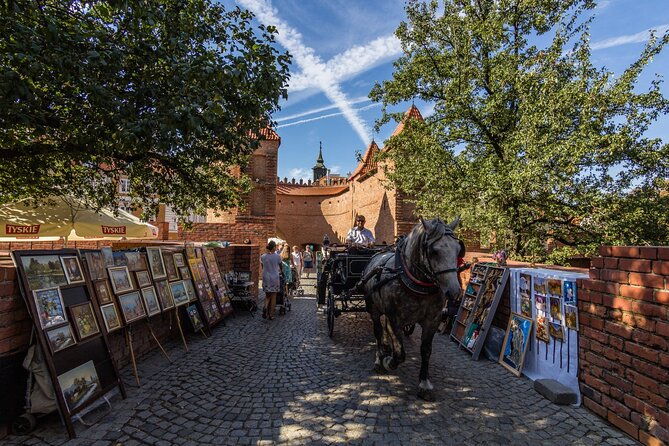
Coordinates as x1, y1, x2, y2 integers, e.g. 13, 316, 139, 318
382, 356, 397, 371
417, 388, 435, 402
373, 363, 387, 374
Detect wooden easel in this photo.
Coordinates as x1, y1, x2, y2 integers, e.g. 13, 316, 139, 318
172, 308, 188, 352
124, 325, 141, 386
146, 320, 171, 362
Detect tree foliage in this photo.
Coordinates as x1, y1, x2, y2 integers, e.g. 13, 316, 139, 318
371, 0, 669, 259
0, 0, 290, 218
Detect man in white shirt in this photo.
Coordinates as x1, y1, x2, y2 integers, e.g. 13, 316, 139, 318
346, 215, 375, 247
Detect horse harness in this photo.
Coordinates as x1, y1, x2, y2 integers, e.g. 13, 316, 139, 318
357, 228, 463, 297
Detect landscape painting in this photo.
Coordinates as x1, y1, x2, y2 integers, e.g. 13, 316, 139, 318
21, 255, 68, 290
45, 323, 76, 353
118, 291, 147, 324
100, 303, 122, 332
169, 281, 189, 307
57, 360, 101, 413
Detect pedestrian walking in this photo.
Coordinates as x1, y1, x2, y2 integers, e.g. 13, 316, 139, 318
291, 245, 303, 287
303, 246, 314, 279
260, 240, 282, 320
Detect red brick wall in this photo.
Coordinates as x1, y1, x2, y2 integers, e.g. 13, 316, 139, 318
177, 218, 274, 247
579, 246, 669, 445
0, 265, 31, 356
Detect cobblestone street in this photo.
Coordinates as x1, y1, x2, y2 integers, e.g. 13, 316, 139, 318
5, 279, 638, 445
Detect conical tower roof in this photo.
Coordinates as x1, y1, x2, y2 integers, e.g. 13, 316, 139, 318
313, 141, 326, 169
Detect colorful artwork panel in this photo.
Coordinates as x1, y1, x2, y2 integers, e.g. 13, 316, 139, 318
57, 360, 100, 413
70, 302, 100, 340
499, 313, 533, 376
22, 255, 68, 290
33, 287, 67, 329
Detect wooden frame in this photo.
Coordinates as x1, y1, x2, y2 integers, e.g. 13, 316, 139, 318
135, 270, 152, 288
84, 251, 106, 281
93, 280, 113, 305
100, 303, 122, 332
11, 249, 126, 439
21, 254, 68, 290
155, 279, 175, 310
69, 302, 100, 340
146, 247, 167, 279
169, 281, 190, 307
108, 266, 133, 294
499, 312, 533, 376
60, 256, 85, 284
33, 287, 68, 329
140, 286, 161, 316
45, 323, 77, 353
117, 291, 147, 324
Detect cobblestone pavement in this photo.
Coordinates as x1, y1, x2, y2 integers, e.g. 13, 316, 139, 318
5, 278, 639, 445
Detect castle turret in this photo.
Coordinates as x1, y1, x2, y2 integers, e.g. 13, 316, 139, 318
312, 141, 327, 182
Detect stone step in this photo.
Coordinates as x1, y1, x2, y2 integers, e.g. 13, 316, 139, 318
533, 379, 577, 405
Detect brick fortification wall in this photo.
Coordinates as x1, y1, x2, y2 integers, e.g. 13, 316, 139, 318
177, 218, 274, 248
579, 246, 668, 445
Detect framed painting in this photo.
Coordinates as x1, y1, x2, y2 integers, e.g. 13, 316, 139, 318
60, 256, 85, 284
155, 280, 175, 310
499, 313, 533, 376
185, 242, 196, 260
57, 360, 101, 413
535, 315, 550, 342
169, 281, 189, 307
140, 286, 161, 316
33, 287, 68, 329
533, 277, 547, 295
182, 279, 197, 302
549, 296, 563, 322
69, 302, 100, 340
519, 273, 531, 298
520, 297, 532, 318
549, 322, 565, 341
186, 304, 204, 331
135, 270, 152, 288
547, 279, 563, 296
118, 291, 146, 324
173, 253, 186, 268
124, 252, 147, 272
565, 305, 579, 331
188, 259, 201, 281
179, 266, 191, 280
84, 251, 106, 281
563, 281, 577, 305
108, 266, 133, 294
146, 247, 167, 280
164, 253, 180, 281
93, 280, 113, 305
535, 294, 546, 313
101, 247, 114, 266
21, 254, 68, 290
45, 323, 77, 353
100, 303, 122, 332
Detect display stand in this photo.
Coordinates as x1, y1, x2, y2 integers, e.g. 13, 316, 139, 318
202, 247, 234, 318
172, 308, 189, 352
451, 263, 509, 360
124, 326, 141, 386
12, 249, 127, 439
184, 247, 224, 329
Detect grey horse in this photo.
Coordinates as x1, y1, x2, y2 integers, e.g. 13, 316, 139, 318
359, 217, 463, 401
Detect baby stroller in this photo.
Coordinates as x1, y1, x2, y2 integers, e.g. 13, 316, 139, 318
276, 262, 293, 315
288, 265, 304, 296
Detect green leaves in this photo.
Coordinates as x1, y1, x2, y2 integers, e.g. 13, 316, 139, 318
374, 0, 669, 261
0, 0, 290, 220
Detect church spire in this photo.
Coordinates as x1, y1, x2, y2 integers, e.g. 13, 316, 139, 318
312, 141, 327, 182
317, 141, 324, 164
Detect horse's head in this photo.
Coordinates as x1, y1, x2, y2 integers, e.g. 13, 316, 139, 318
415, 216, 464, 301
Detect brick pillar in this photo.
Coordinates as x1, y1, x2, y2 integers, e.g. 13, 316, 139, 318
578, 246, 669, 445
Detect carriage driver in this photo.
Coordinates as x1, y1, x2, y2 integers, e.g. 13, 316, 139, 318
346, 215, 375, 247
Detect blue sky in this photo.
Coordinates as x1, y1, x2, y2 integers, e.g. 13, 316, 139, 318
232, 0, 669, 182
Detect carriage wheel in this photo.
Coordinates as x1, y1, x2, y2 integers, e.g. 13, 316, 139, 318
326, 288, 335, 338
12, 413, 36, 435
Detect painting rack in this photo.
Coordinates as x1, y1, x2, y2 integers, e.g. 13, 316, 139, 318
11, 249, 126, 439
450, 263, 509, 360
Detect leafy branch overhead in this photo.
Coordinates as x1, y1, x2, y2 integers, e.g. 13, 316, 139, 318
371, 0, 669, 260
0, 0, 291, 219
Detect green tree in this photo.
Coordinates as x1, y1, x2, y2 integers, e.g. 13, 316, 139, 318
0, 0, 290, 218
371, 0, 669, 259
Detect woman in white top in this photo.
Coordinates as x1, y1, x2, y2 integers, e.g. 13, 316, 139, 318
291, 245, 303, 285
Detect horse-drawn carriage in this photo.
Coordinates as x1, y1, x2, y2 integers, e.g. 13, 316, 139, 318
317, 245, 385, 337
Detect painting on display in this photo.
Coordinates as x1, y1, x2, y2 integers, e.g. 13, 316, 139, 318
155, 280, 175, 310
60, 256, 85, 284
101, 247, 114, 267
563, 281, 577, 305
549, 322, 565, 341
140, 287, 161, 316
186, 304, 204, 331
179, 266, 191, 280
146, 247, 167, 280
108, 266, 134, 294
93, 280, 113, 305
57, 360, 101, 413
535, 294, 546, 313
84, 252, 106, 281
183, 280, 197, 302
565, 305, 579, 331
69, 302, 100, 340
124, 252, 147, 272
499, 313, 533, 376
535, 315, 550, 342
33, 287, 68, 329
100, 303, 122, 332
173, 253, 186, 268
519, 273, 531, 297
533, 277, 547, 295
549, 296, 563, 322
547, 279, 562, 296
163, 253, 180, 281
118, 291, 147, 324
520, 297, 532, 318
21, 255, 68, 290
169, 281, 190, 307
45, 323, 77, 353
135, 271, 152, 288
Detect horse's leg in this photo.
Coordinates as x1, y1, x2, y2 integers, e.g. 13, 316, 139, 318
382, 314, 406, 371
417, 324, 437, 401
371, 309, 387, 374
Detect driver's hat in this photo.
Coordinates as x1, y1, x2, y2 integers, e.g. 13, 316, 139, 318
356, 215, 366, 222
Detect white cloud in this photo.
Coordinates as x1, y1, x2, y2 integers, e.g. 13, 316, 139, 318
591, 24, 669, 50
277, 103, 381, 128
276, 96, 371, 123
238, 0, 373, 144
288, 168, 312, 182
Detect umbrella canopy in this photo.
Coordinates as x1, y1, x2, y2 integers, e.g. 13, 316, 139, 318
0, 196, 158, 242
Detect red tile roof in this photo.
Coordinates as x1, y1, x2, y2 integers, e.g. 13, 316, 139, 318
276, 184, 348, 196
390, 104, 424, 137
348, 140, 380, 181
